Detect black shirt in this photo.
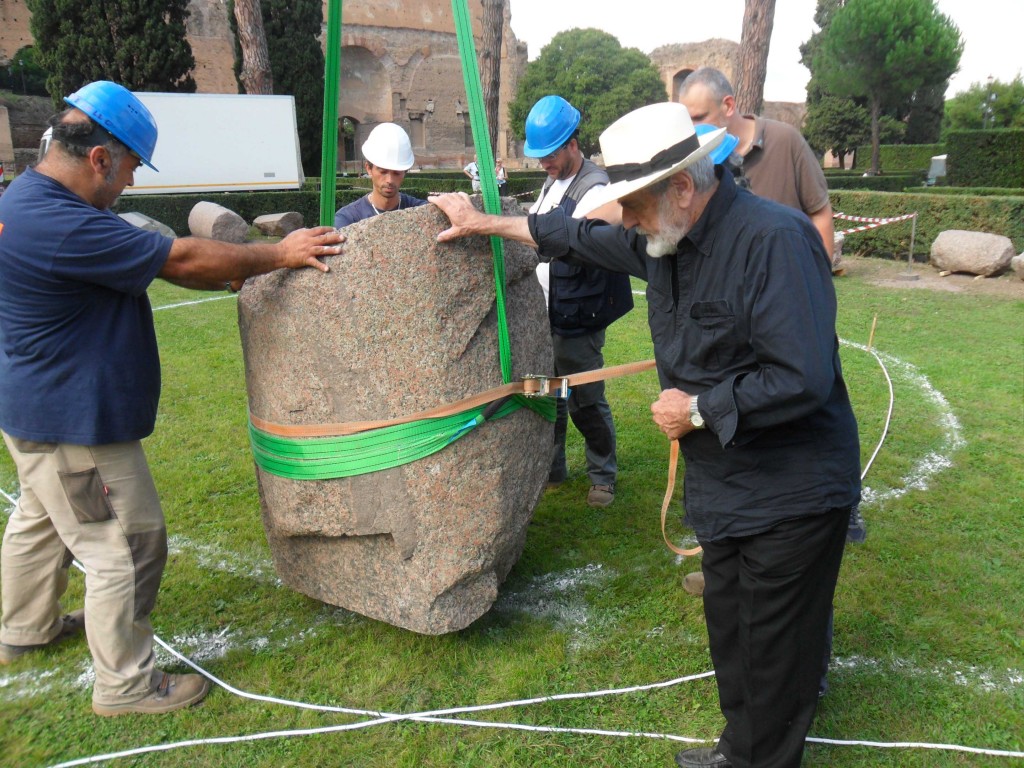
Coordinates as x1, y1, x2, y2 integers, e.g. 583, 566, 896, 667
528, 169, 861, 540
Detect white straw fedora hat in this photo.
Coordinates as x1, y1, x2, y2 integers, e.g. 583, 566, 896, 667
574, 102, 726, 217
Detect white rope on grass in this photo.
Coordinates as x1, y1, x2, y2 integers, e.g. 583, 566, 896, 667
837, 339, 896, 481
34, 553, 1023, 766
43, 651, 1024, 768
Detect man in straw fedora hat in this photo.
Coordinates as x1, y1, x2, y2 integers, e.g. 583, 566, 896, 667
430, 101, 860, 768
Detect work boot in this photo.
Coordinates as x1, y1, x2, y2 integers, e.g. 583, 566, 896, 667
0, 609, 86, 665
586, 484, 614, 508
92, 670, 210, 716
847, 503, 867, 544
682, 571, 705, 597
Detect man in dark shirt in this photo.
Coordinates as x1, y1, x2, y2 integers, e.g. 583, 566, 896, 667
430, 102, 860, 768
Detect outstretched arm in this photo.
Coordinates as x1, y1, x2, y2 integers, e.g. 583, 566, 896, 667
160, 226, 345, 291
429, 192, 537, 247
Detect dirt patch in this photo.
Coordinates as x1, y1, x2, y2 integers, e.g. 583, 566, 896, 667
837, 254, 1024, 298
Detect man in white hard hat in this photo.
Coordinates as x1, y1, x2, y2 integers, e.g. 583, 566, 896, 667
334, 123, 427, 227
430, 101, 860, 768
0, 81, 344, 717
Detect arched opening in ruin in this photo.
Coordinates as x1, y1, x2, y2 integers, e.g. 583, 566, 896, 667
672, 68, 695, 102
339, 116, 360, 175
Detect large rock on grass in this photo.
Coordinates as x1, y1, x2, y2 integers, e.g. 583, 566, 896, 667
188, 201, 249, 243
237, 201, 552, 634
1012, 252, 1024, 281
930, 230, 1014, 276
118, 211, 176, 239
253, 211, 304, 237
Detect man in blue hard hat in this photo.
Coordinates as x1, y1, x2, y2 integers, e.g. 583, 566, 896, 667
334, 122, 427, 227
525, 95, 633, 508
0, 81, 344, 716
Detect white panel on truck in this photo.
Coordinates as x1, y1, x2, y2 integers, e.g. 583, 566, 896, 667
123, 92, 305, 196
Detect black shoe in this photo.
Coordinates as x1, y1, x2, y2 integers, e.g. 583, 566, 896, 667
675, 747, 732, 767
847, 503, 867, 544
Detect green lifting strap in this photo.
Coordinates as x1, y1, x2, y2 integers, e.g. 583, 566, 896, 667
452, 0, 513, 384
319, 0, 343, 226
249, 395, 555, 480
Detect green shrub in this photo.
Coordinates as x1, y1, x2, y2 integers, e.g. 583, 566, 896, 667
946, 129, 1024, 188
903, 186, 1024, 197
831, 189, 1024, 259
853, 144, 944, 172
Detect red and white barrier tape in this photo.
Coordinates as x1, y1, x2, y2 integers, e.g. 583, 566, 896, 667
833, 212, 917, 236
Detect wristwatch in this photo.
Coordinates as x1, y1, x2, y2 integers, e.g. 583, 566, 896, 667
689, 395, 705, 429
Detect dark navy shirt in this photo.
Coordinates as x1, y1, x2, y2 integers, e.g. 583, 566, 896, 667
333, 192, 427, 228
0, 168, 172, 444
529, 169, 861, 540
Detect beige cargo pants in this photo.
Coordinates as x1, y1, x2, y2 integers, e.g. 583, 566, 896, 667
1, 433, 167, 706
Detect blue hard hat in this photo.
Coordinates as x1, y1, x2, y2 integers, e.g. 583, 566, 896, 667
65, 81, 159, 171
695, 122, 738, 166
524, 95, 581, 157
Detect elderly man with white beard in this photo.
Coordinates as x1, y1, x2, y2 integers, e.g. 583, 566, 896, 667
430, 102, 860, 768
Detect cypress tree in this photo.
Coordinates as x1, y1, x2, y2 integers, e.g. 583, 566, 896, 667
264, 0, 325, 177
27, 0, 196, 103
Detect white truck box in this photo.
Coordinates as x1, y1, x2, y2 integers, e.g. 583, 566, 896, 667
125, 92, 304, 195
36, 92, 305, 196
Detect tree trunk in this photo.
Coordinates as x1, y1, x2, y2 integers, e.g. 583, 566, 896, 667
735, 0, 777, 115
480, 0, 504, 157
234, 0, 274, 94
869, 96, 881, 175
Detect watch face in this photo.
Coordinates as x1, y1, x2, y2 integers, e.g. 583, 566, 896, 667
690, 400, 704, 427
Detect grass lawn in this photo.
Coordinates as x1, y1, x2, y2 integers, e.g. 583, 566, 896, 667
1, 256, 1021, 767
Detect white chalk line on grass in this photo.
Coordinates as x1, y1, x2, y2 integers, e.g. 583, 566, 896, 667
166, 533, 280, 585
152, 294, 236, 312
840, 341, 966, 507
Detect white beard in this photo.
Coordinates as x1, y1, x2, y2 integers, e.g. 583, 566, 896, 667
639, 196, 691, 258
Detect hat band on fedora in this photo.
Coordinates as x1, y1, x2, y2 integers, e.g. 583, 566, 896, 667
605, 134, 701, 184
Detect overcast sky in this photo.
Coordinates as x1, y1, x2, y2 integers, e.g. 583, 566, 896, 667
507, 0, 1023, 102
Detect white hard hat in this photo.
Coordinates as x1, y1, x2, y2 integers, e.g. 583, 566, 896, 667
361, 123, 415, 171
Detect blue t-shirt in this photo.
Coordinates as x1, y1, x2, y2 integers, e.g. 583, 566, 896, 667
334, 192, 427, 228
0, 168, 173, 444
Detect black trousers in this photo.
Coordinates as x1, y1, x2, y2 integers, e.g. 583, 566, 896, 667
701, 508, 847, 768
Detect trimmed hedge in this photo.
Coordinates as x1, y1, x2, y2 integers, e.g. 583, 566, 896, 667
903, 186, 1024, 197
946, 129, 1024, 188
830, 189, 1024, 259
852, 144, 944, 172
826, 172, 926, 191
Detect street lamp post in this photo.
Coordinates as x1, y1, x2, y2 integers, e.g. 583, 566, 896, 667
18, 59, 26, 94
